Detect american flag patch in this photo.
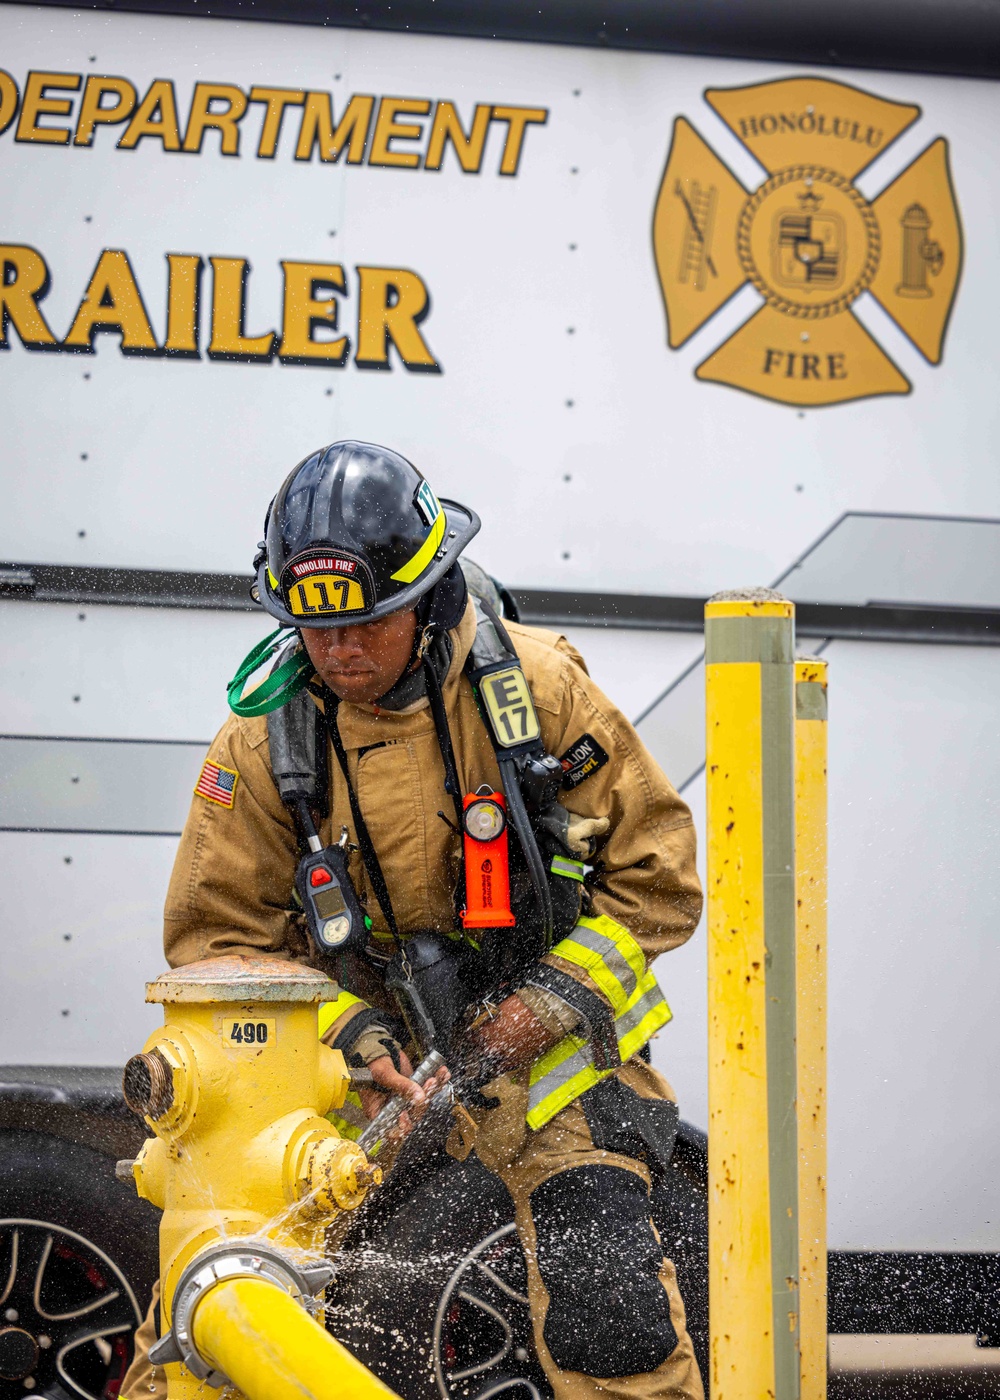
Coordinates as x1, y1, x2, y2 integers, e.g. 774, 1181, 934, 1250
195, 760, 239, 808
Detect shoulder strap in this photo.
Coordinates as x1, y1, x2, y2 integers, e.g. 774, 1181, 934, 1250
464, 600, 555, 948
318, 686, 400, 941
266, 687, 329, 819
268, 679, 399, 940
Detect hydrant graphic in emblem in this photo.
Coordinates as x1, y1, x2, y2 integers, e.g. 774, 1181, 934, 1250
897, 203, 945, 297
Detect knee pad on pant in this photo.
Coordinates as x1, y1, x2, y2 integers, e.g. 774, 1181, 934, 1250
530, 1163, 678, 1377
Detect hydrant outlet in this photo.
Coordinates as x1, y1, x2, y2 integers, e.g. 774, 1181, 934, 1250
304, 1136, 383, 1214
122, 1049, 174, 1119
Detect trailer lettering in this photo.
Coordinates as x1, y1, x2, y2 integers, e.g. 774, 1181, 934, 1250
0, 71, 17, 136
0, 245, 57, 349
425, 101, 492, 172
369, 97, 431, 168
164, 254, 203, 357
293, 91, 374, 165
207, 256, 277, 362
356, 266, 440, 372
63, 250, 158, 354
118, 80, 182, 151
74, 76, 138, 147
249, 86, 305, 159
0, 242, 440, 371
182, 82, 248, 156
15, 70, 79, 145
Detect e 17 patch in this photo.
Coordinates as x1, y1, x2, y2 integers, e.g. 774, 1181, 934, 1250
195, 759, 239, 808
559, 734, 609, 789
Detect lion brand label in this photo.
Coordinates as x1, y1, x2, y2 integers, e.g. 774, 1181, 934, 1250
559, 734, 610, 789
290, 556, 358, 578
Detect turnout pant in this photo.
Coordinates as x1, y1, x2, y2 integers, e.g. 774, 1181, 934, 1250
122, 1057, 701, 1400
452, 1056, 703, 1400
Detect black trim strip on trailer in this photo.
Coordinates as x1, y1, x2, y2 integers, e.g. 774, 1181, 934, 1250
0, 732, 209, 747
0, 562, 253, 611
5, 0, 1000, 80
3, 562, 1000, 645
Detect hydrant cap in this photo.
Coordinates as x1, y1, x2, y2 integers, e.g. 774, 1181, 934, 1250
146, 956, 337, 1004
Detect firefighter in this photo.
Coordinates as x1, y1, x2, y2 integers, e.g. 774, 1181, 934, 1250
123, 440, 705, 1400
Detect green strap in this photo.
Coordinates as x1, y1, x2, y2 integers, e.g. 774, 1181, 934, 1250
227, 628, 315, 717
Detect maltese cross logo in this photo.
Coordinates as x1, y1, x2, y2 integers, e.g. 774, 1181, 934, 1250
653, 77, 963, 408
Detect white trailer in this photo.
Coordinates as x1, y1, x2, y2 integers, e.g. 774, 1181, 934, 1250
1, 1, 999, 1393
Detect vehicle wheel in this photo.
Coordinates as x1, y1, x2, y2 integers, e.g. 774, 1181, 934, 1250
330, 1112, 709, 1400
0, 1131, 159, 1400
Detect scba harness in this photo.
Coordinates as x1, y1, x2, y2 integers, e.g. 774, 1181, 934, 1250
252, 592, 672, 1128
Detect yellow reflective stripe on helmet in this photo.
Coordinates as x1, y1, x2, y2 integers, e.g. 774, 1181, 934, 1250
267, 566, 279, 591
526, 970, 671, 1130
550, 915, 646, 1016
318, 990, 367, 1040
390, 510, 446, 584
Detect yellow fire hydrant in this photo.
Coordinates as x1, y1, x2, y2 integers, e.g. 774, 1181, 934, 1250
118, 956, 396, 1400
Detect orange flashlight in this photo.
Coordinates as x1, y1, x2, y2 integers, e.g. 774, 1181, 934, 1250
460, 790, 516, 929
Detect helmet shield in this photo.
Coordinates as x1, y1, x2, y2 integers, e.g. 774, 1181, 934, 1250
258, 441, 480, 627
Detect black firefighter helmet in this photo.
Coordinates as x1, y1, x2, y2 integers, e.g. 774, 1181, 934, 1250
256, 441, 480, 627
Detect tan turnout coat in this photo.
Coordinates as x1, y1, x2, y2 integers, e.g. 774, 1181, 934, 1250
164, 600, 702, 1029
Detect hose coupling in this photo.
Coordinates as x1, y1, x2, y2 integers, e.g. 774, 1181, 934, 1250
147, 1239, 334, 1386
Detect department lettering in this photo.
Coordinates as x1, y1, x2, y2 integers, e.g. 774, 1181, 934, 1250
0, 69, 547, 175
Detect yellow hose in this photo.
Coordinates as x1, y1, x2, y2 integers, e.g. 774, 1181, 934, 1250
192, 1277, 400, 1400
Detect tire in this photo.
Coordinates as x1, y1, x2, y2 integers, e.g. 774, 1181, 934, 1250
0, 1130, 159, 1400
330, 1108, 709, 1400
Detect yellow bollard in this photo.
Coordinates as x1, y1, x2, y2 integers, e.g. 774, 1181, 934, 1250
119, 956, 388, 1400
795, 658, 829, 1400
705, 589, 799, 1400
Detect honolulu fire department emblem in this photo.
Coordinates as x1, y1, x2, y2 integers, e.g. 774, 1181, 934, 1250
653, 77, 963, 407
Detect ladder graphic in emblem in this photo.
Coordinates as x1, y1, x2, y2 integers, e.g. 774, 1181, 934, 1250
675, 180, 718, 290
